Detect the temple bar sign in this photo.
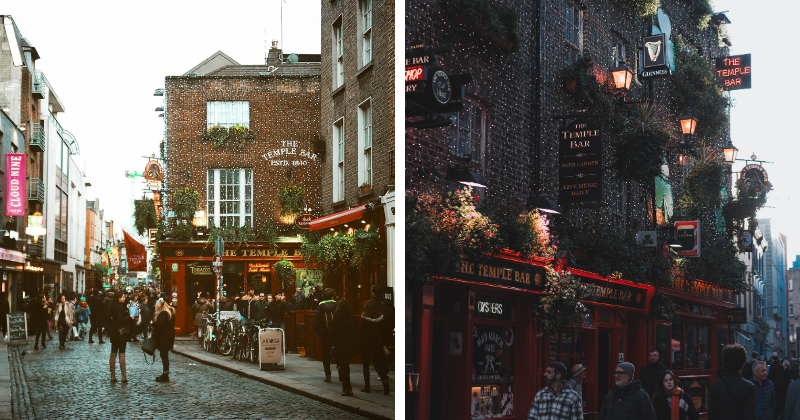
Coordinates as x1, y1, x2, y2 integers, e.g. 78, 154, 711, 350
559, 119, 603, 204
670, 276, 736, 304
716, 54, 751, 90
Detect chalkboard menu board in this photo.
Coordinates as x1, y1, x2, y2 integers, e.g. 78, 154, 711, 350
7, 311, 28, 344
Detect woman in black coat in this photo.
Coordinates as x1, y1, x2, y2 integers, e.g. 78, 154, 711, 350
359, 300, 391, 395
652, 370, 699, 420
108, 291, 133, 383
331, 298, 360, 396
152, 299, 176, 382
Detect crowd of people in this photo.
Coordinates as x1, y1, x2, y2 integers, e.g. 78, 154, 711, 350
21, 286, 176, 384
527, 345, 800, 420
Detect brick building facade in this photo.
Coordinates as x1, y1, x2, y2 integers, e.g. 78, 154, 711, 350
406, 1, 740, 419
319, 0, 396, 296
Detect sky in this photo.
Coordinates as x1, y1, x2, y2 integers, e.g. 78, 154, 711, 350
3, 0, 322, 237
714, 0, 800, 264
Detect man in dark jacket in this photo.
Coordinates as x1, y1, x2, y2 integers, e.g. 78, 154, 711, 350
743, 351, 759, 380
313, 288, 337, 383
290, 287, 305, 311
708, 344, 756, 420
639, 349, 668, 399
88, 290, 106, 344
268, 292, 287, 330
598, 361, 656, 420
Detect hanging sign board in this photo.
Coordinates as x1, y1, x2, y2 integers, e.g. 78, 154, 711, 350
144, 160, 164, 190
641, 34, 671, 78
559, 119, 603, 204
716, 54, 751, 90
637, 231, 658, 248
259, 328, 285, 370
7, 311, 28, 344
741, 231, 753, 252
675, 221, 701, 257
726, 308, 747, 324
6, 153, 25, 216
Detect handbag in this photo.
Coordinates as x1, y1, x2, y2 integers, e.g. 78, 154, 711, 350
141, 337, 157, 365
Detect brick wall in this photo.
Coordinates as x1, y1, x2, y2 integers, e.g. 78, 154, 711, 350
163, 75, 321, 228
406, 0, 733, 230
321, 0, 395, 216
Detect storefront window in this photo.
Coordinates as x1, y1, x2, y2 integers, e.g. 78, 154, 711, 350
549, 330, 588, 403
472, 324, 515, 418
685, 321, 698, 368
672, 318, 684, 370
698, 323, 711, 370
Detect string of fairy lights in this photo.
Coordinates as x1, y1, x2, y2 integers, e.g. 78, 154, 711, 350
406, 0, 734, 236
161, 75, 322, 232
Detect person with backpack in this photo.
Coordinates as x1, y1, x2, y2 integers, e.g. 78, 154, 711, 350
313, 288, 337, 383
75, 298, 90, 340
708, 344, 756, 420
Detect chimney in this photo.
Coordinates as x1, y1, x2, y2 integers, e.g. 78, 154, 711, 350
267, 39, 282, 66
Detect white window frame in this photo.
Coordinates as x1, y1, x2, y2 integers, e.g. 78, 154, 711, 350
206, 168, 253, 228
565, 1, 583, 63
791, 300, 795, 317
357, 98, 372, 187
206, 101, 250, 129
333, 17, 344, 89
359, 0, 372, 67
332, 118, 345, 202
790, 279, 794, 291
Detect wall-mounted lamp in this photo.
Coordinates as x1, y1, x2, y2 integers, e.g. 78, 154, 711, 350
526, 194, 562, 214
723, 140, 739, 164
610, 61, 633, 91
678, 110, 698, 136
445, 167, 488, 188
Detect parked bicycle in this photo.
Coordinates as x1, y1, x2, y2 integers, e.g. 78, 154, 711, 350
201, 314, 218, 354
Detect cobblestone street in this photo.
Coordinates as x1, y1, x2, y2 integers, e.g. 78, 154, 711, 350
10, 340, 369, 419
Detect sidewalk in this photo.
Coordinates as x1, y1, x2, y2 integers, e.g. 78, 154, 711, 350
0, 343, 9, 420
171, 337, 394, 420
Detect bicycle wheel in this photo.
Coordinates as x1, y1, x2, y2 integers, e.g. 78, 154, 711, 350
201, 323, 208, 351
218, 332, 233, 356
239, 334, 250, 362
250, 332, 259, 363
207, 328, 218, 354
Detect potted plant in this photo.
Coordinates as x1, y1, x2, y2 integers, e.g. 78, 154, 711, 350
206, 125, 229, 146
278, 185, 306, 215
228, 125, 251, 145
312, 135, 326, 154
358, 182, 372, 194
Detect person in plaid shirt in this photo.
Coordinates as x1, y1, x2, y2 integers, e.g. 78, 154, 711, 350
528, 362, 583, 420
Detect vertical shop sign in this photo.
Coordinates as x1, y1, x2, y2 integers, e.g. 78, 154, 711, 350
641, 34, 671, 78
559, 120, 603, 204
6, 153, 24, 216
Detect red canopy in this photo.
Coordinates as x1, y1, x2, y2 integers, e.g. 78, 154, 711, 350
308, 205, 366, 232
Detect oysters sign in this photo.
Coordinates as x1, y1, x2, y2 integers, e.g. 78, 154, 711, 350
6, 153, 25, 216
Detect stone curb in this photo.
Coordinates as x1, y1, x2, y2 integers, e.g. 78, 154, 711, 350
172, 346, 393, 420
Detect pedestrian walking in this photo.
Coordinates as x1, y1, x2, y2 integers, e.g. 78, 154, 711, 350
103, 291, 115, 341
139, 297, 151, 340
307, 286, 320, 310
53, 295, 74, 349
640, 349, 669, 399
75, 299, 90, 340
598, 362, 657, 420
359, 300, 391, 395
269, 292, 287, 330
108, 291, 133, 383
32, 295, 48, 350
331, 298, 360, 397
128, 294, 141, 342
192, 297, 213, 342
527, 361, 582, 420
709, 344, 756, 420
752, 360, 777, 420
777, 359, 793, 419
88, 290, 106, 344
152, 299, 176, 382
566, 364, 587, 410
313, 288, 337, 383
785, 370, 800, 420
46, 296, 55, 340
651, 370, 698, 420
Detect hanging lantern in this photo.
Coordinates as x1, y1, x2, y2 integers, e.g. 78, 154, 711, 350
679, 110, 698, 135
610, 61, 633, 91
723, 140, 739, 164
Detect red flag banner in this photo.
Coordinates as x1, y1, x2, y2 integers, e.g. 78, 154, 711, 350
123, 230, 148, 272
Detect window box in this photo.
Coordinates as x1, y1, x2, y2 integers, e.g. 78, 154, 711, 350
358, 184, 372, 194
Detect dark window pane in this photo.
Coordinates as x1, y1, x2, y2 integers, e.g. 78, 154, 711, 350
685, 320, 698, 369
672, 319, 684, 370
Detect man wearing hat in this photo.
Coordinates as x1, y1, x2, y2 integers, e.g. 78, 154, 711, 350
599, 361, 656, 420
567, 364, 587, 409
527, 361, 582, 420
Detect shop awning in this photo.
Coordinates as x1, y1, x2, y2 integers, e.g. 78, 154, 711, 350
309, 205, 367, 232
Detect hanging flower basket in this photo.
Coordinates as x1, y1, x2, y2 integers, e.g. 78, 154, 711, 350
173, 188, 199, 221
228, 125, 251, 145
206, 125, 229, 146
273, 257, 296, 291
278, 186, 306, 215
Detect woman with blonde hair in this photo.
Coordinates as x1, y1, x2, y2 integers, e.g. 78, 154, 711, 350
152, 299, 176, 382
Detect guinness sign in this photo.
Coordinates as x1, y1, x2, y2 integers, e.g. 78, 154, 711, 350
641, 34, 671, 79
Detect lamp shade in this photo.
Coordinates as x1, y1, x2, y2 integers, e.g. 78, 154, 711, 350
723, 141, 739, 163
667, 237, 683, 249
527, 195, 562, 214
679, 111, 698, 135
446, 168, 488, 188
610, 61, 633, 91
